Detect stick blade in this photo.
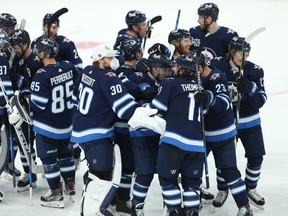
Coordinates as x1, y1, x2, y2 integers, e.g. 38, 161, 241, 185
245, 27, 266, 43
150, 15, 162, 25
48, 7, 69, 25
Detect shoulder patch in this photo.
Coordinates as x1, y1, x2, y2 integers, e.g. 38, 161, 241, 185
105, 71, 117, 77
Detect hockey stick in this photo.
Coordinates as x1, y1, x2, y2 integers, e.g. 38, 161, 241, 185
142, 15, 162, 52
195, 32, 214, 189
169, 9, 181, 59
47, 7, 68, 38
19, 18, 26, 30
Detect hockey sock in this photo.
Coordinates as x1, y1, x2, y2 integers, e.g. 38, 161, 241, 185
59, 156, 76, 180
132, 174, 153, 206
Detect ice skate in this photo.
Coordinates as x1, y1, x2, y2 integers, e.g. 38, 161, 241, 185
131, 203, 144, 216
201, 188, 214, 204
213, 190, 229, 208
17, 173, 37, 192
116, 200, 132, 215
236, 204, 253, 216
1, 162, 21, 181
247, 188, 265, 210
40, 186, 64, 208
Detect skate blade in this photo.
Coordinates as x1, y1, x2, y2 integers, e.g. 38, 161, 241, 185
41, 201, 64, 208
249, 198, 264, 210
17, 183, 37, 192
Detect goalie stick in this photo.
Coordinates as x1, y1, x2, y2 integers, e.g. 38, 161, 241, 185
47, 7, 68, 38
142, 15, 162, 52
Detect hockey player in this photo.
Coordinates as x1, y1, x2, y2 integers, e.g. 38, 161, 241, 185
70, 45, 139, 215
9, 29, 43, 192
210, 36, 266, 211
194, 52, 253, 215
113, 10, 148, 65
31, 38, 79, 208
0, 14, 22, 180
114, 10, 148, 51
129, 52, 171, 216
31, 12, 83, 167
112, 38, 148, 215
0, 13, 17, 37
189, 3, 238, 59
31, 13, 83, 71
131, 54, 205, 215
0, 28, 14, 202
168, 29, 192, 60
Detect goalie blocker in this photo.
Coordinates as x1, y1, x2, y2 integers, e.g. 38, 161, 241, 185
80, 144, 122, 216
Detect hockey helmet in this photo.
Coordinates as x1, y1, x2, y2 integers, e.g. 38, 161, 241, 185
119, 38, 142, 61
173, 52, 205, 76
168, 29, 191, 44
125, 10, 146, 26
136, 58, 151, 73
197, 3, 219, 21
33, 37, 59, 58
229, 36, 251, 52
0, 13, 17, 28
43, 13, 60, 27
9, 29, 31, 47
148, 53, 171, 68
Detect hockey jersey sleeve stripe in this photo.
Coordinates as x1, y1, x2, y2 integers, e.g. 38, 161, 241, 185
151, 98, 167, 112
112, 94, 134, 111
117, 100, 137, 119
71, 127, 114, 138
31, 94, 48, 110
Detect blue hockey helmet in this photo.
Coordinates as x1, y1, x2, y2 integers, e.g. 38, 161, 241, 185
168, 29, 191, 44
136, 58, 150, 73
173, 52, 206, 76
0, 13, 17, 28
197, 3, 219, 21
148, 53, 171, 68
119, 38, 142, 61
33, 37, 59, 58
9, 29, 31, 46
0, 28, 9, 52
229, 36, 251, 52
43, 13, 60, 27
125, 10, 146, 26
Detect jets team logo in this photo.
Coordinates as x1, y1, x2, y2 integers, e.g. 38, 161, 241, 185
210, 73, 220, 80
105, 72, 117, 77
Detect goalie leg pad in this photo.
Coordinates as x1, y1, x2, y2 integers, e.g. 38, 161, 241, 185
80, 172, 117, 216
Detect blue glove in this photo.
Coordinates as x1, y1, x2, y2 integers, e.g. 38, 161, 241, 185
140, 83, 158, 102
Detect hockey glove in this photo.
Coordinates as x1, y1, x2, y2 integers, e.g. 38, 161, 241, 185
140, 83, 158, 102
194, 90, 215, 107
236, 78, 257, 96
148, 43, 171, 57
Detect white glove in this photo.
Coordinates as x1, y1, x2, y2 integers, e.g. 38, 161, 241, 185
128, 107, 166, 136
8, 104, 21, 125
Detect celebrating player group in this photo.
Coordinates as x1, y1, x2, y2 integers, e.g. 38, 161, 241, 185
0, 2, 266, 216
